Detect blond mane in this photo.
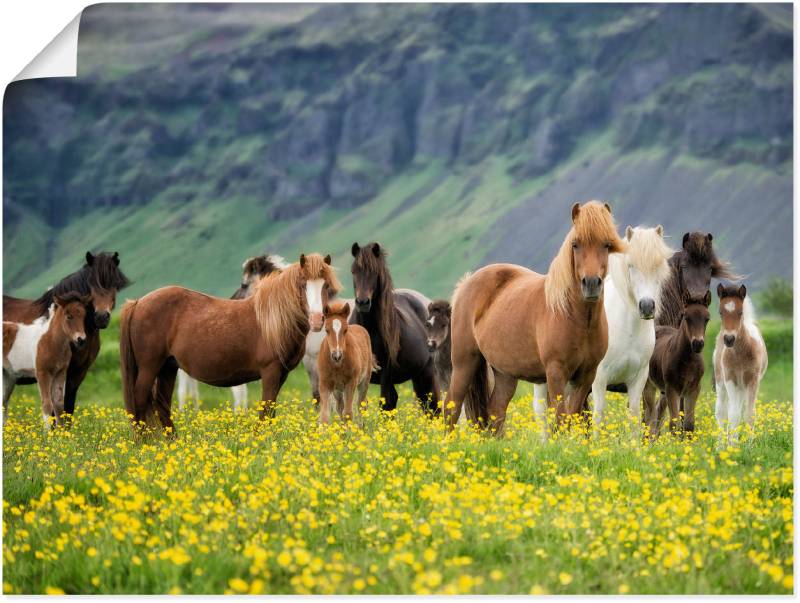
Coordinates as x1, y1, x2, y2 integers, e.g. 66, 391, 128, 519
545, 201, 626, 314
253, 253, 341, 368
609, 226, 673, 308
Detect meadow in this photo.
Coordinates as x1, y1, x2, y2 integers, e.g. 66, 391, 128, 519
2, 317, 793, 594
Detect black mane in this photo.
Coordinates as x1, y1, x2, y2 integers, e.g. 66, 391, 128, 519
34, 252, 131, 314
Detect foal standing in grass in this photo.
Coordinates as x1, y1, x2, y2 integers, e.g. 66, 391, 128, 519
3, 293, 91, 428
317, 302, 377, 423
713, 283, 768, 445
643, 290, 711, 438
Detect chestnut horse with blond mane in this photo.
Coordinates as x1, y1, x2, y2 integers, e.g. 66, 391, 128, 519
119, 253, 341, 432
446, 201, 626, 435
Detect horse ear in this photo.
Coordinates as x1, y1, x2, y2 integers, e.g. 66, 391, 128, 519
112, 251, 120, 266
716, 283, 725, 298
299, 254, 306, 268
342, 302, 351, 317
445, 305, 452, 319
571, 202, 581, 223
655, 225, 664, 237
53, 295, 64, 308
703, 290, 712, 307
682, 233, 690, 249
603, 202, 612, 213
707, 233, 713, 242
85, 251, 95, 266
625, 225, 633, 241
351, 242, 360, 257
372, 242, 381, 257
324, 254, 332, 265
81, 293, 93, 306
738, 284, 746, 299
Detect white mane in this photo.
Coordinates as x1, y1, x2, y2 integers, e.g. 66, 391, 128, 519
608, 226, 673, 309
267, 254, 289, 270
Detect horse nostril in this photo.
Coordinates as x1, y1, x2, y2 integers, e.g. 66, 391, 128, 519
427, 340, 437, 351
639, 298, 655, 317
692, 339, 704, 353
724, 334, 736, 347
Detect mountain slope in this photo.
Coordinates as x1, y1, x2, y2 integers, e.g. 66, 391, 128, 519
3, 4, 792, 299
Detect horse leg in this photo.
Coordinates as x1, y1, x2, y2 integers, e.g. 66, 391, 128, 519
357, 378, 369, 420
342, 383, 357, 421
626, 368, 649, 441
177, 371, 188, 411
545, 363, 568, 432
3, 372, 15, 426
664, 386, 681, 436
642, 382, 659, 441
744, 381, 758, 432
232, 384, 248, 412
191, 377, 200, 410
590, 372, 608, 439
486, 372, 517, 437
304, 354, 321, 404
153, 363, 178, 436
566, 377, 594, 436
259, 362, 287, 420
37, 371, 56, 431
317, 378, 332, 424
132, 365, 159, 431
412, 360, 440, 417
379, 365, 399, 413
448, 347, 486, 430
63, 335, 99, 417
715, 371, 728, 442
682, 383, 700, 437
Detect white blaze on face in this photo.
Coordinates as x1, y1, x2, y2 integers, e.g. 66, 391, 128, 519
332, 319, 342, 353
427, 317, 435, 326
306, 278, 325, 331
724, 301, 736, 313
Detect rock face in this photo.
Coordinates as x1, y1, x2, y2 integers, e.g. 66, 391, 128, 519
2, 3, 793, 292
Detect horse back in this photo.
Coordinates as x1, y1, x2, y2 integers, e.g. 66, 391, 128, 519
3, 295, 45, 324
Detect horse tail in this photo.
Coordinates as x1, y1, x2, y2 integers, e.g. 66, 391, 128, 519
119, 299, 139, 420
463, 355, 491, 428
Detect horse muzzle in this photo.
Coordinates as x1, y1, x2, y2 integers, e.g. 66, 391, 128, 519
723, 334, 736, 347
94, 312, 111, 329
580, 276, 603, 301
427, 339, 437, 352
309, 313, 324, 332
355, 298, 371, 313
691, 338, 705, 353
638, 298, 656, 320
73, 336, 87, 349
331, 350, 343, 363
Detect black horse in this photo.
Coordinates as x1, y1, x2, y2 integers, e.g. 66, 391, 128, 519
350, 242, 439, 415
656, 232, 736, 328
3, 251, 130, 415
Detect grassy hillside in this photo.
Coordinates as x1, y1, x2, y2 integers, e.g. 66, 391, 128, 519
3, 4, 792, 299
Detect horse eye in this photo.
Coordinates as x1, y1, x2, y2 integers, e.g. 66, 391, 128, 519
571, 242, 578, 250
67, 314, 73, 320
604, 242, 611, 249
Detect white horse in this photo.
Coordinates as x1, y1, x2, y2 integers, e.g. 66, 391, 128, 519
534, 225, 673, 438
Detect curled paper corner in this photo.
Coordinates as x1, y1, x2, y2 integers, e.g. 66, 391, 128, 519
13, 11, 82, 81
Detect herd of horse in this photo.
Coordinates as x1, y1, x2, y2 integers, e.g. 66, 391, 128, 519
2, 201, 767, 446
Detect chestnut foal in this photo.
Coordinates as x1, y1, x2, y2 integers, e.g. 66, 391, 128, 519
3, 293, 91, 428
643, 290, 711, 438
317, 302, 377, 423
713, 283, 768, 446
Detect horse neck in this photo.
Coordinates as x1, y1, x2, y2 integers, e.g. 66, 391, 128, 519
567, 287, 605, 329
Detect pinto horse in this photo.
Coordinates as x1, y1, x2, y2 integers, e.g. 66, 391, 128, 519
350, 242, 439, 414
3, 251, 130, 416
119, 253, 340, 433
447, 201, 626, 435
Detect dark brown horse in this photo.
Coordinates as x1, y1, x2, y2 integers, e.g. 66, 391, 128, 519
425, 300, 452, 396
447, 201, 626, 436
350, 242, 439, 415
656, 232, 735, 328
644, 290, 711, 438
3, 251, 130, 415
119, 254, 340, 433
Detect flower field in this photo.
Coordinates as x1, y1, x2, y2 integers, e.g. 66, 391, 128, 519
2, 387, 793, 594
